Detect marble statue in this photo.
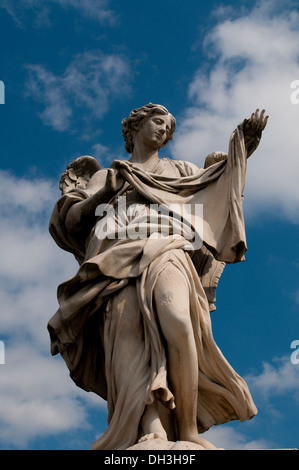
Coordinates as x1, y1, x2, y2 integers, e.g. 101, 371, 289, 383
48, 103, 268, 450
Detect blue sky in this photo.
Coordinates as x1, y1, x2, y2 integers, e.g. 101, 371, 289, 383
0, 0, 298, 451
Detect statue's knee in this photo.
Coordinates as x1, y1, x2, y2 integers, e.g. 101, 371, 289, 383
155, 292, 192, 345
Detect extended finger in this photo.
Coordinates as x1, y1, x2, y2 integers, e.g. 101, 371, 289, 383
256, 109, 264, 129
261, 114, 269, 130
259, 109, 269, 130
249, 109, 259, 127
255, 109, 260, 123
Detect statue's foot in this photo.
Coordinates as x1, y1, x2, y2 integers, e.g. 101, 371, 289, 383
140, 401, 168, 443
180, 433, 216, 449
138, 432, 167, 443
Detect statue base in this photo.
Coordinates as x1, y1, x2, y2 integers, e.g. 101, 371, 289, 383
127, 438, 223, 451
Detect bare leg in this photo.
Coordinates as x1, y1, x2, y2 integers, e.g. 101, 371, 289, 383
139, 401, 167, 442
154, 263, 215, 449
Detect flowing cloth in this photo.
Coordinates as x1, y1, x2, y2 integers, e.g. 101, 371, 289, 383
48, 125, 257, 450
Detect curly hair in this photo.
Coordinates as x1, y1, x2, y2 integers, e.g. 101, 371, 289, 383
121, 103, 176, 154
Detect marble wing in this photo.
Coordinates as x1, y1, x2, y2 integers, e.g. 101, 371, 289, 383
204, 151, 228, 169
59, 155, 101, 195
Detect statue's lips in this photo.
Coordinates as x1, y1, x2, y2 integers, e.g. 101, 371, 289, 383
154, 132, 165, 144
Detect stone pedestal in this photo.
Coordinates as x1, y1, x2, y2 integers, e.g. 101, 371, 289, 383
127, 438, 223, 451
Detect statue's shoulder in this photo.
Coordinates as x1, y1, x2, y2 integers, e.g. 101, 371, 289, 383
165, 157, 201, 176
165, 152, 228, 175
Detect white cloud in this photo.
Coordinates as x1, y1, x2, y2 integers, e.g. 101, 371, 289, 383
0, 171, 104, 448
92, 143, 109, 159
0, 344, 88, 447
26, 51, 132, 132
242, 355, 299, 434
245, 355, 299, 399
0, 0, 116, 27
203, 425, 270, 450
171, 0, 299, 222
0, 170, 57, 213
55, 0, 116, 24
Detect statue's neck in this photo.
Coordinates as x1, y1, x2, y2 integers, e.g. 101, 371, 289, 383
129, 144, 159, 169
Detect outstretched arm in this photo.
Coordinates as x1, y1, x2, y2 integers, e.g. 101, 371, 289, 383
204, 110, 268, 168
242, 109, 269, 158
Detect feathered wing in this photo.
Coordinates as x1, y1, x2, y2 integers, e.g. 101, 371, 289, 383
49, 155, 101, 264
59, 155, 101, 194
204, 151, 228, 169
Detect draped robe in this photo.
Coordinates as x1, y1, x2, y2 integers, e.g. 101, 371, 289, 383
48, 125, 258, 450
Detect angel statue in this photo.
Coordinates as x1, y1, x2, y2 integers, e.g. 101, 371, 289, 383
48, 104, 268, 450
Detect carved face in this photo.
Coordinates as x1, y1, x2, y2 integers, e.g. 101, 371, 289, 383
137, 114, 173, 150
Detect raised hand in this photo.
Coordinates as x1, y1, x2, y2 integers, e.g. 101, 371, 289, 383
242, 109, 268, 158
244, 109, 268, 137
105, 168, 125, 194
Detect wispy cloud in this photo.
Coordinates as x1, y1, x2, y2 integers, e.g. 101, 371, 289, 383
0, 0, 116, 28
56, 0, 116, 24
25, 51, 132, 132
245, 355, 299, 400
204, 425, 270, 450
0, 345, 89, 447
172, 0, 299, 223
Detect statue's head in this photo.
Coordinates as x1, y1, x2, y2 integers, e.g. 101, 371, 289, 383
121, 103, 176, 154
